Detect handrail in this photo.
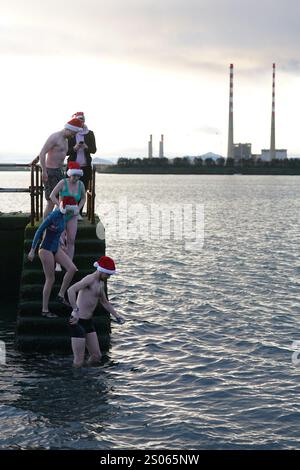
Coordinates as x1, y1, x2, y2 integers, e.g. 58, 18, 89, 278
86, 165, 96, 224
0, 158, 43, 226
30, 157, 43, 226
0, 158, 96, 225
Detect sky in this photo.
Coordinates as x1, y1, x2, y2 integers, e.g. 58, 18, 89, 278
1, 0, 300, 162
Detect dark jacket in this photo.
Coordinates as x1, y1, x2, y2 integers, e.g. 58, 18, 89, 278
67, 130, 97, 167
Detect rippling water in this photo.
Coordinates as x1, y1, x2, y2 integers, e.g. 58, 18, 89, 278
1, 173, 300, 449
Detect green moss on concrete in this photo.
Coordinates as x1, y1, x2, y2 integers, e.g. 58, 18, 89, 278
0, 212, 30, 298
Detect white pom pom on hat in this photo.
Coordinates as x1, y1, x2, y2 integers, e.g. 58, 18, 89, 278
65, 118, 83, 132
59, 196, 78, 214
93, 256, 117, 275
67, 161, 83, 177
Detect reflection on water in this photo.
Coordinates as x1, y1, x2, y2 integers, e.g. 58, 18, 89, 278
1, 174, 300, 449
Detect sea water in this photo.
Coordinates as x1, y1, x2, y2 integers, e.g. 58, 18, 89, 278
0, 173, 300, 449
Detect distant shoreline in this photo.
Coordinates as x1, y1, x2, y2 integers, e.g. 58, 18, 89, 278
1, 165, 300, 176
96, 166, 300, 176
0, 167, 30, 171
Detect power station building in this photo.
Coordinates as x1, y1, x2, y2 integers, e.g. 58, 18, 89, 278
148, 134, 164, 158
227, 63, 287, 163
260, 149, 287, 161
234, 143, 252, 160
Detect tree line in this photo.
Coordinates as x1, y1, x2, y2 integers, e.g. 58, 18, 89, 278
115, 156, 300, 169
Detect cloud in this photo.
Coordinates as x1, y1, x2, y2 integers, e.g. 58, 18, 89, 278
1, 0, 300, 74
193, 126, 222, 135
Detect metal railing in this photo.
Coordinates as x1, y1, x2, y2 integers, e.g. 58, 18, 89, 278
86, 165, 96, 224
0, 159, 43, 226
0, 159, 96, 225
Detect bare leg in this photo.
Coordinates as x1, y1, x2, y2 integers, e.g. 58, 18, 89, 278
39, 249, 55, 312
71, 337, 86, 367
65, 216, 78, 260
86, 332, 102, 365
43, 200, 54, 219
55, 247, 77, 297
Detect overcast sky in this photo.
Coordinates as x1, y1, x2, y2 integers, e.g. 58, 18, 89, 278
1, 0, 300, 160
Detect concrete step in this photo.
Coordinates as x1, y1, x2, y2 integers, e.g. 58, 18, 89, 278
24, 216, 102, 240
22, 252, 104, 270
15, 333, 111, 353
18, 300, 109, 317
19, 282, 108, 302
23, 238, 105, 254
21, 269, 93, 285
16, 315, 110, 335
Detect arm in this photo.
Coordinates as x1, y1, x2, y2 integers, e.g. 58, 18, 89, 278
27, 214, 53, 260
39, 134, 56, 181
99, 290, 125, 324
66, 136, 75, 157
84, 131, 97, 154
49, 179, 64, 207
67, 275, 94, 322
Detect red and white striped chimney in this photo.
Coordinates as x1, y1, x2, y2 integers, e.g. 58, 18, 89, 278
159, 134, 164, 158
148, 134, 153, 159
227, 64, 234, 160
270, 63, 276, 160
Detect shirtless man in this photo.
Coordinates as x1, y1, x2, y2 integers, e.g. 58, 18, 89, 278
67, 256, 125, 367
39, 118, 83, 217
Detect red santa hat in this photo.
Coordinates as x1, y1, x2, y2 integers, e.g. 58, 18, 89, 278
93, 256, 117, 275
59, 196, 78, 214
72, 111, 85, 122
67, 161, 83, 177
65, 118, 83, 132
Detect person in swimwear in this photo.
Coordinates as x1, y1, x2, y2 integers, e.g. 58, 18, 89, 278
37, 118, 83, 218
27, 196, 78, 318
50, 161, 86, 260
67, 256, 125, 367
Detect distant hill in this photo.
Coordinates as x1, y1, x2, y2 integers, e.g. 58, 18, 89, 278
199, 152, 224, 161
92, 157, 115, 165
181, 152, 224, 162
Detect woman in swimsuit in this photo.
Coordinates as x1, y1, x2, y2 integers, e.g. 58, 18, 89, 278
27, 196, 78, 318
50, 161, 86, 260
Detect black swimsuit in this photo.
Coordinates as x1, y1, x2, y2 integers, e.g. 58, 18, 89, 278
69, 318, 96, 338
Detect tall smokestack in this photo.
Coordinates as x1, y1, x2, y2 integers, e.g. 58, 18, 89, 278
270, 63, 276, 160
159, 134, 164, 158
148, 134, 153, 159
227, 64, 234, 160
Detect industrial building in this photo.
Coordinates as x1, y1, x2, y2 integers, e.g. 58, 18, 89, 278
227, 63, 287, 163
148, 134, 164, 158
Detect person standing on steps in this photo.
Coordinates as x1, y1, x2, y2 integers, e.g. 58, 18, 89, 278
68, 256, 125, 367
50, 161, 86, 261
27, 196, 79, 318
38, 118, 83, 218
67, 112, 97, 219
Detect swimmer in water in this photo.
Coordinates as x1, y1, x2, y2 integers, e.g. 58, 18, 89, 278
67, 256, 125, 367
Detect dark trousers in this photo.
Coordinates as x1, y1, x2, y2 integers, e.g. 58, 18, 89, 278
80, 166, 92, 215
80, 166, 92, 191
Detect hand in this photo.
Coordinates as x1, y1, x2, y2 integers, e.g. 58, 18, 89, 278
73, 206, 79, 216
69, 312, 79, 325
31, 156, 39, 166
42, 171, 48, 182
115, 315, 125, 325
28, 249, 35, 262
